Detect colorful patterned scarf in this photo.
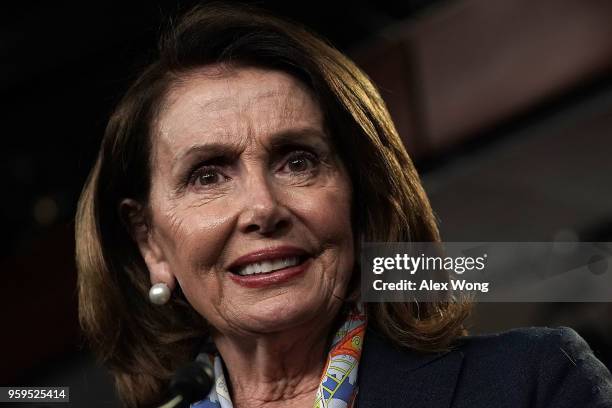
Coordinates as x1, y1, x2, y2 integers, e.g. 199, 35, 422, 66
192, 303, 366, 408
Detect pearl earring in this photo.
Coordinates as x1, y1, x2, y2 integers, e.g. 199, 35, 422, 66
149, 282, 171, 305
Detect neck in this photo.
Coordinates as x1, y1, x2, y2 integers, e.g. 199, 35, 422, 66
211, 317, 338, 408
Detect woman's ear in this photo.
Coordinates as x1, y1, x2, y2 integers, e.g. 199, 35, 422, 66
119, 198, 175, 290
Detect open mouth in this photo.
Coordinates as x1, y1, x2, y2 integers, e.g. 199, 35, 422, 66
230, 255, 310, 276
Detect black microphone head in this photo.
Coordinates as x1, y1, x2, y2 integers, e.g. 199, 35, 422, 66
169, 360, 214, 405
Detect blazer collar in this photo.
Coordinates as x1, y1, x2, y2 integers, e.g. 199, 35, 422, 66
357, 328, 464, 408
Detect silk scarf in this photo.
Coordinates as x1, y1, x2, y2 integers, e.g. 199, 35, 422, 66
192, 303, 367, 408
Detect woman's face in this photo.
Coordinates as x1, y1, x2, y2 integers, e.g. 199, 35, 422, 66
138, 66, 354, 336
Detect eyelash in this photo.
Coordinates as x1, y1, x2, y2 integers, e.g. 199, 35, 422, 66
188, 165, 228, 188
279, 150, 320, 174
186, 150, 320, 189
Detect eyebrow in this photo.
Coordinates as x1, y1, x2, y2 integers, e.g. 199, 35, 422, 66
267, 127, 329, 150
172, 127, 329, 170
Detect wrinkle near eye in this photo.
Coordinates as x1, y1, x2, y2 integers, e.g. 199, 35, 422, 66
187, 194, 228, 207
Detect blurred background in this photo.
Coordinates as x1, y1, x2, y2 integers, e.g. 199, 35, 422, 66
1, 0, 611, 406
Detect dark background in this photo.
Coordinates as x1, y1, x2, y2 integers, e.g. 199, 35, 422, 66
2, 0, 611, 406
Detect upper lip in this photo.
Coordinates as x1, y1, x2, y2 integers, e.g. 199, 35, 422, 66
227, 246, 310, 272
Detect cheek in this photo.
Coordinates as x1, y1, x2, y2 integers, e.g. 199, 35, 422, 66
160, 208, 236, 315
289, 179, 354, 257
156, 203, 235, 277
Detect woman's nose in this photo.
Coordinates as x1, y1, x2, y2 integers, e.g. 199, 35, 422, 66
237, 175, 290, 235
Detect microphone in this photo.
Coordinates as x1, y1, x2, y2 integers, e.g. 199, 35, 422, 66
157, 359, 214, 408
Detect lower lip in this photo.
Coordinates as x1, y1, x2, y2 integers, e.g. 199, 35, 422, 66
228, 258, 311, 288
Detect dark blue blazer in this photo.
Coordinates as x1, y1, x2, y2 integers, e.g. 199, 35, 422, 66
357, 327, 612, 407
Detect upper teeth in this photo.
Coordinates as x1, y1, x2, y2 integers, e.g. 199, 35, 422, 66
236, 257, 300, 276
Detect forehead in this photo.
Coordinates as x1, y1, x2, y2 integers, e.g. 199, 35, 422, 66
154, 66, 324, 152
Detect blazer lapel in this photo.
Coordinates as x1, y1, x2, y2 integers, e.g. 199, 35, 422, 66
357, 329, 464, 408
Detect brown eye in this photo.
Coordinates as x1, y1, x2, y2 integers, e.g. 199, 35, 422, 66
282, 151, 318, 174
288, 157, 309, 172
190, 167, 229, 188
198, 171, 220, 185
